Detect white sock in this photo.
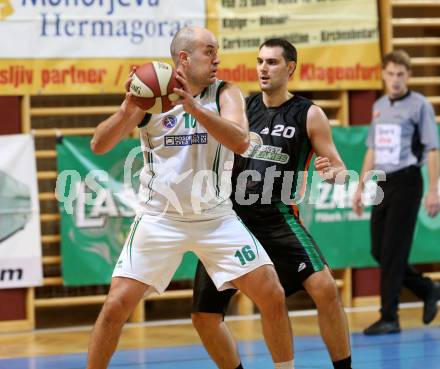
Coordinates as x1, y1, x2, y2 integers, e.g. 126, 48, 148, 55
274, 360, 294, 369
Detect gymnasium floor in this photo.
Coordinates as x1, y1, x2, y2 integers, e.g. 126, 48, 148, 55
0, 303, 439, 369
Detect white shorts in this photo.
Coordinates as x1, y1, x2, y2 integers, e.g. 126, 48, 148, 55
112, 213, 272, 294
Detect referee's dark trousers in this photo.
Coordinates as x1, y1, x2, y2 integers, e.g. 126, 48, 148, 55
371, 166, 433, 321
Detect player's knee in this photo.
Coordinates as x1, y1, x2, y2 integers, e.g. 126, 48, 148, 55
191, 312, 222, 333
312, 275, 339, 307
257, 282, 286, 312
323, 277, 339, 301
100, 295, 131, 324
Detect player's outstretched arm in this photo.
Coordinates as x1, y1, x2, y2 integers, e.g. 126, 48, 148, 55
307, 105, 346, 184
91, 94, 145, 154
173, 72, 249, 154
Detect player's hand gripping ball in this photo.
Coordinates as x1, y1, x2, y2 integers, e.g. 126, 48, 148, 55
129, 61, 181, 113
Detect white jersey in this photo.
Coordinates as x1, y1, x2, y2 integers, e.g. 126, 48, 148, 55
136, 80, 234, 219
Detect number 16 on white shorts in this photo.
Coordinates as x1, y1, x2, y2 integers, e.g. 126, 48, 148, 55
113, 213, 273, 294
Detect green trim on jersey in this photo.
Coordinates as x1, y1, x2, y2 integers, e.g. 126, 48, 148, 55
236, 216, 260, 259
291, 140, 312, 200
138, 113, 152, 128
127, 215, 142, 269
200, 87, 207, 99
145, 133, 156, 205
212, 143, 221, 198
215, 81, 227, 113
212, 80, 226, 199
275, 202, 324, 271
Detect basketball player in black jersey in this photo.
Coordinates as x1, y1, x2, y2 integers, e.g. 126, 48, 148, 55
191, 39, 353, 369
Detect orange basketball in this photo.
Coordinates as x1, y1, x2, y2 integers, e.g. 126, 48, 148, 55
129, 61, 181, 113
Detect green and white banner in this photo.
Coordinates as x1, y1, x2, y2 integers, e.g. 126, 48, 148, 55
56, 137, 197, 286
57, 128, 440, 286
299, 126, 440, 269
0, 134, 43, 289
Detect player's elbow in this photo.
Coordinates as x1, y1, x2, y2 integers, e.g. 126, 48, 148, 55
233, 135, 250, 155
90, 137, 108, 155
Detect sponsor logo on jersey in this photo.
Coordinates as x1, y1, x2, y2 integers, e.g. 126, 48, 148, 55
164, 133, 208, 146
162, 115, 177, 129
298, 262, 306, 272
260, 127, 269, 135
242, 132, 289, 164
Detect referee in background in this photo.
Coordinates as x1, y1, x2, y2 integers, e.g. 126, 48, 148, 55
353, 50, 440, 335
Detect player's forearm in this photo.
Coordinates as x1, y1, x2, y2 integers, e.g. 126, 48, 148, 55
426, 149, 439, 194
192, 107, 249, 154
91, 101, 139, 154
91, 110, 129, 154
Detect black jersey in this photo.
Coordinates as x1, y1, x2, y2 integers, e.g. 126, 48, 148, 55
232, 93, 314, 205
193, 94, 327, 314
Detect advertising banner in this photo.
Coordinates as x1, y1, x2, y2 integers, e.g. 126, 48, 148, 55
0, 0, 205, 94
56, 136, 197, 286
212, 0, 382, 91
300, 126, 440, 268
57, 127, 440, 285
0, 134, 43, 289
0, 0, 381, 94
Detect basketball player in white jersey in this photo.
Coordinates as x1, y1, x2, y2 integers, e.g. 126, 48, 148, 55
86, 27, 294, 369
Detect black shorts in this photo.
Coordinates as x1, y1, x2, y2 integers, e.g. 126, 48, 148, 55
192, 202, 328, 314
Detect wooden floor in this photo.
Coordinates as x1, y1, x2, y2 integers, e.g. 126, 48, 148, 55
0, 302, 438, 360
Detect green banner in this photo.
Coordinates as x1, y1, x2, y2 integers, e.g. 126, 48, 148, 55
57, 128, 440, 285
56, 136, 197, 286
299, 126, 440, 268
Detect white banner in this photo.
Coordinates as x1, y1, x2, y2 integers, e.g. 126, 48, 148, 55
0, 0, 205, 58
0, 134, 43, 289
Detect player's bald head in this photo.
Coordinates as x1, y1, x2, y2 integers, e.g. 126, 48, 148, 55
170, 26, 215, 64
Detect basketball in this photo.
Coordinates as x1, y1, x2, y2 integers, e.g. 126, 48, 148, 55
129, 61, 181, 114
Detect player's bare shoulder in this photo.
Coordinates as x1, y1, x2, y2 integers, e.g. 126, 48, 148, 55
218, 82, 246, 109
306, 104, 330, 136
307, 104, 327, 122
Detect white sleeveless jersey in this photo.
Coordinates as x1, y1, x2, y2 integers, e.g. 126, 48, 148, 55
136, 80, 235, 219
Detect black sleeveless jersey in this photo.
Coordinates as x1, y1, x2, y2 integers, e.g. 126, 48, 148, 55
232, 93, 314, 205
